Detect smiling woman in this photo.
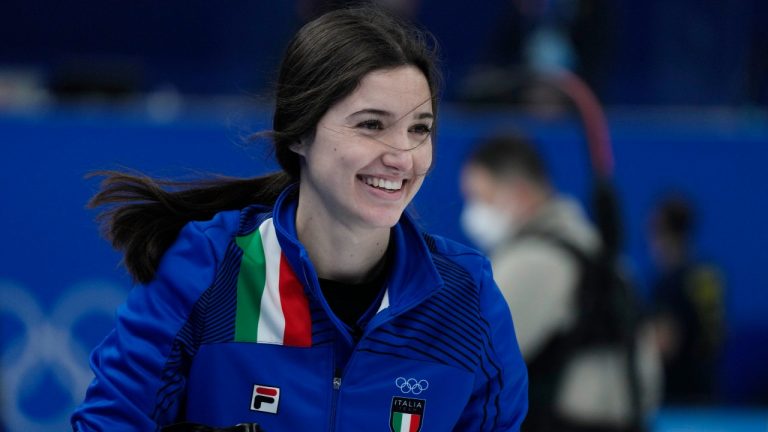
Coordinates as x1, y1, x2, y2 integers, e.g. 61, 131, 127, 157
70, 6, 528, 432
294, 66, 435, 282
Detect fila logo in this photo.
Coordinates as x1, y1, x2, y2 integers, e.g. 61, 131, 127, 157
250, 384, 280, 414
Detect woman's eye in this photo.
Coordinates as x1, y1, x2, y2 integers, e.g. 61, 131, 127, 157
410, 124, 432, 135
357, 119, 384, 131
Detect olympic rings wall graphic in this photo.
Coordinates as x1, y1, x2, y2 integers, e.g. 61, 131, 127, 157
0, 279, 126, 432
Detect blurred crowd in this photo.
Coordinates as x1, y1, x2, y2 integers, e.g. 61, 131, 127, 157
0, 0, 766, 108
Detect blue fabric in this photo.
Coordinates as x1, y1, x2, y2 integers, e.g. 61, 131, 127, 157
71, 186, 528, 431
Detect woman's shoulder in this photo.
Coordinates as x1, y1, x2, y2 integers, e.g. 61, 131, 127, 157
155, 205, 272, 284
174, 205, 274, 256
422, 232, 486, 261
189, 205, 272, 237
421, 232, 491, 282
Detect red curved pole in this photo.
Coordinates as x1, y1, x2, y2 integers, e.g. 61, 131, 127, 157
546, 69, 615, 179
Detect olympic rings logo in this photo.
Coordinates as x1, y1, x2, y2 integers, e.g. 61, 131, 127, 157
0, 279, 126, 432
395, 377, 429, 395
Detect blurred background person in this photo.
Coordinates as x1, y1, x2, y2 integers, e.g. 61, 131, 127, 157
461, 134, 662, 432
457, 0, 617, 108
648, 196, 725, 405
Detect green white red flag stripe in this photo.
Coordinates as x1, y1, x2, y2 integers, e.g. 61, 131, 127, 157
234, 218, 311, 346
392, 412, 421, 432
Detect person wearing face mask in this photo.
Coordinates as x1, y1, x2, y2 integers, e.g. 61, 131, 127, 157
461, 134, 661, 432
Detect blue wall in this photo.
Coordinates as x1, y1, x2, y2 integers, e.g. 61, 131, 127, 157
1, 106, 767, 430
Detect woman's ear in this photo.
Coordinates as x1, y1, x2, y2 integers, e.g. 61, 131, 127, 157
289, 139, 307, 156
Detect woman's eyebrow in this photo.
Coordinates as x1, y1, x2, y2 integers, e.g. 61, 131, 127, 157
347, 108, 393, 119
347, 109, 434, 121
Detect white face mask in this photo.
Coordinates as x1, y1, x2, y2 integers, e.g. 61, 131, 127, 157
461, 201, 517, 252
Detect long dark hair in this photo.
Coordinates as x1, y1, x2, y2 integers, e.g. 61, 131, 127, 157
90, 6, 441, 284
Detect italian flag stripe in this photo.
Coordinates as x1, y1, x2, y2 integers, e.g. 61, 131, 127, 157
234, 218, 312, 346
393, 412, 403, 431
256, 219, 285, 343
409, 415, 421, 432
234, 225, 266, 342
279, 253, 312, 346
393, 413, 421, 432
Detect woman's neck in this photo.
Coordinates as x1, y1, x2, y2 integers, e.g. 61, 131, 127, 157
295, 198, 390, 284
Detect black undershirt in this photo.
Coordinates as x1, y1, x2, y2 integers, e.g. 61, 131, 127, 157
318, 242, 392, 334
318, 270, 386, 332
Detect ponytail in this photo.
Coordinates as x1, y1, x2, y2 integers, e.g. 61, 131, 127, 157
88, 170, 293, 284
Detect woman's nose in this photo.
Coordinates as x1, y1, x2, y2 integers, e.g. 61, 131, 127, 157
381, 142, 414, 172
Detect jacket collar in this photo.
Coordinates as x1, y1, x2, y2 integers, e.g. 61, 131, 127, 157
269, 184, 443, 316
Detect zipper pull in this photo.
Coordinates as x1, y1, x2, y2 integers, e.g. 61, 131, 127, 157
333, 369, 342, 390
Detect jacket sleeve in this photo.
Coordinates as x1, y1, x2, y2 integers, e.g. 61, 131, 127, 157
454, 258, 528, 431
71, 220, 228, 432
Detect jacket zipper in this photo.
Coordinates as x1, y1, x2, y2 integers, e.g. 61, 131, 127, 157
302, 257, 440, 431
325, 296, 439, 431
329, 368, 342, 432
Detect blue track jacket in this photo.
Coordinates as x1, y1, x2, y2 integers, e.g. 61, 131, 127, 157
72, 186, 528, 431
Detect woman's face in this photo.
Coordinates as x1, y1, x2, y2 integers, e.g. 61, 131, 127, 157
294, 65, 434, 231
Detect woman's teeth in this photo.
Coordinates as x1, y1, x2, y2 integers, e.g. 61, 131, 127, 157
361, 176, 403, 191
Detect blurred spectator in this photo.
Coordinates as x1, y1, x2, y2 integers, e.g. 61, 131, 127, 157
461, 134, 661, 432
457, 0, 617, 107
648, 196, 725, 404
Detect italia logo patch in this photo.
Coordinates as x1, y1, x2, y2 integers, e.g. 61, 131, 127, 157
250, 384, 280, 414
390, 396, 425, 432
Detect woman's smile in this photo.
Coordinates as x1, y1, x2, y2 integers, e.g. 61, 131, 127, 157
358, 175, 404, 192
